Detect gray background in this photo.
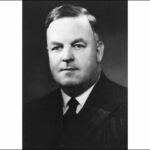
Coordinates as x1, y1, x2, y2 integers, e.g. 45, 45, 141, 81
23, 1, 127, 102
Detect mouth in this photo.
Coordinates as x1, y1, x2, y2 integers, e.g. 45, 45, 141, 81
60, 68, 79, 71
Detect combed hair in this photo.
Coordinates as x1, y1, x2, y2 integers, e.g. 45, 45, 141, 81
45, 4, 99, 35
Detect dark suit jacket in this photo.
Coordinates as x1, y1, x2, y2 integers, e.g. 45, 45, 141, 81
23, 71, 127, 149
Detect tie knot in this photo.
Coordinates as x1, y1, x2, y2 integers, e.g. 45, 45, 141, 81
67, 97, 79, 112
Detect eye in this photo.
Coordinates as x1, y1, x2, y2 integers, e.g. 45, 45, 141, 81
73, 44, 85, 49
51, 45, 62, 51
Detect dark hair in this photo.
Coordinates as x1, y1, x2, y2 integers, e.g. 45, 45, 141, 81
45, 4, 99, 36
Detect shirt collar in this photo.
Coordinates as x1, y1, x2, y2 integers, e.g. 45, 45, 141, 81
61, 82, 96, 109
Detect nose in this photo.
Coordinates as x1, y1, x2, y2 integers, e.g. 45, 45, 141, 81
62, 46, 74, 63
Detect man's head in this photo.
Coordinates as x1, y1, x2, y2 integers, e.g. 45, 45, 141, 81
46, 4, 104, 95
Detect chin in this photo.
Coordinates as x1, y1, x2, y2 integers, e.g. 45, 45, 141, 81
58, 79, 80, 87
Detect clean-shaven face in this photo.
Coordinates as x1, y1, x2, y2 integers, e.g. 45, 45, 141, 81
47, 15, 102, 88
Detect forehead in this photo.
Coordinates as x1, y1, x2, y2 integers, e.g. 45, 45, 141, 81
46, 16, 94, 42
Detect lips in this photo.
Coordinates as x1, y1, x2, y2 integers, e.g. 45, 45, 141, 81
60, 68, 78, 71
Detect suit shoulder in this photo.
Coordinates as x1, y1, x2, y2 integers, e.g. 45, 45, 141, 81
100, 72, 127, 97
106, 77, 127, 102
99, 73, 127, 114
107, 80, 127, 117
112, 80, 127, 94
23, 88, 61, 111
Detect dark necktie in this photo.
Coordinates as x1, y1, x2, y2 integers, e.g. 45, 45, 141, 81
63, 97, 79, 131
62, 98, 82, 148
55, 98, 79, 148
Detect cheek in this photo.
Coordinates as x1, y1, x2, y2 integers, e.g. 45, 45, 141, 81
48, 55, 58, 70
78, 52, 97, 68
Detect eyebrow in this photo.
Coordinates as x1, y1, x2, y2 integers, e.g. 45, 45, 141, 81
50, 42, 63, 46
49, 38, 87, 46
71, 38, 87, 45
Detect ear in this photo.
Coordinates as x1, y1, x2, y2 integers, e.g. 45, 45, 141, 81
96, 40, 104, 63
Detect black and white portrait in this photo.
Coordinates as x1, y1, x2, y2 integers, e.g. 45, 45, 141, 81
23, 1, 127, 149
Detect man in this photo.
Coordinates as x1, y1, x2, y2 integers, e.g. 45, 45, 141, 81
23, 4, 127, 149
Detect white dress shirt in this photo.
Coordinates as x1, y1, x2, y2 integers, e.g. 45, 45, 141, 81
61, 83, 96, 115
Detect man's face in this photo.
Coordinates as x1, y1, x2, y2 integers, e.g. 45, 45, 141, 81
47, 16, 103, 88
